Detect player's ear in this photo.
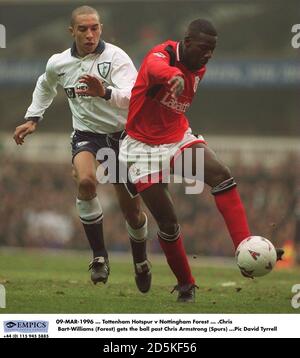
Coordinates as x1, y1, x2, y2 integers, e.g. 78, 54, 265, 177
184, 36, 192, 48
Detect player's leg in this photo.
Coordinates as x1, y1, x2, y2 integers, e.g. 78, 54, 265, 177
185, 143, 284, 267
113, 183, 151, 293
73, 151, 109, 284
140, 183, 197, 302
182, 143, 285, 262
105, 131, 151, 292
186, 142, 251, 250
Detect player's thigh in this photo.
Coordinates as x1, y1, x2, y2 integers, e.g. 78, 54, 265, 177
73, 151, 97, 183
141, 184, 178, 232
186, 143, 230, 187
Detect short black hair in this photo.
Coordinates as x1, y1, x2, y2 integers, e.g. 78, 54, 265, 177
70, 6, 100, 27
187, 19, 217, 37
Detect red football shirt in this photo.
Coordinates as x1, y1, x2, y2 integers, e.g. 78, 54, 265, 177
126, 40, 206, 144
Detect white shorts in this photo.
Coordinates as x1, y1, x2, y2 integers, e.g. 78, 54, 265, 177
119, 128, 206, 192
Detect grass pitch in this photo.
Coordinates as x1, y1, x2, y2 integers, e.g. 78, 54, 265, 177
0, 249, 299, 314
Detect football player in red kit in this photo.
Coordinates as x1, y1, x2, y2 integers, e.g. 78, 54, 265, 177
120, 19, 284, 302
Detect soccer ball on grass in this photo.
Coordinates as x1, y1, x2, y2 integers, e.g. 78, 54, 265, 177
235, 236, 277, 278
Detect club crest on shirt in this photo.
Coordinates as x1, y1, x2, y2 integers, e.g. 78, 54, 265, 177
64, 87, 76, 98
128, 163, 141, 179
193, 76, 200, 92
97, 62, 111, 79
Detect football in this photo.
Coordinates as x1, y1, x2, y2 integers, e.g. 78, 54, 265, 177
235, 236, 277, 278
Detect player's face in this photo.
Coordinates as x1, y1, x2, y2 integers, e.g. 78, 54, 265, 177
69, 14, 102, 57
183, 32, 217, 71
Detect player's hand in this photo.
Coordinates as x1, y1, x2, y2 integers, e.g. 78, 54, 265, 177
76, 75, 106, 97
168, 75, 185, 99
13, 121, 37, 145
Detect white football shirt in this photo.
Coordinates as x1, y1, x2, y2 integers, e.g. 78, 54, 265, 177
25, 41, 137, 133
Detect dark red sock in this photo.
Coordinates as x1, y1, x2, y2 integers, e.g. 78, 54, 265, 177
214, 187, 251, 250
158, 233, 195, 286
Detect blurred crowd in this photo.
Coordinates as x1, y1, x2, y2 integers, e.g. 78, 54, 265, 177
0, 153, 298, 257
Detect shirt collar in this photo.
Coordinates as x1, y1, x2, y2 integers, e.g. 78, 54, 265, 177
177, 41, 183, 62
71, 40, 106, 58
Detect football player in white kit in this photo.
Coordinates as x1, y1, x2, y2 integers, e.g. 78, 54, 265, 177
13, 6, 151, 293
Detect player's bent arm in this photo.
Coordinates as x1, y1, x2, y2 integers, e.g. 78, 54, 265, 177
25, 55, 59, 121
168, 75, 185, 98
76, 75, 106, 97
146, 52, 183, 86
107, 52, 138, 109
76, 53, 137, 109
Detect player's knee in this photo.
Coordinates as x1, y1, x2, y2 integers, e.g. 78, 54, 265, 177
125, 207, 144, 228
158, 220, 179, 237
211, 169, 237, 196
211, 165, 232, 187
78, 176, 97, 197
158, 222, 180, 242
126, 212, 148, 242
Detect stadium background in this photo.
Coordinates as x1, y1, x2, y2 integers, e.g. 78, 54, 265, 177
0, 0, 299, 261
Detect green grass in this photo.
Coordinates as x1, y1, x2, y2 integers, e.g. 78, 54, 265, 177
0, 249, 299, 313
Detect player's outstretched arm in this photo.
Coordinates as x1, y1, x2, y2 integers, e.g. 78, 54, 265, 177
13, 120, 38, 145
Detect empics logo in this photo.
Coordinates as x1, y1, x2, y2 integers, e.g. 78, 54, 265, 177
0, 284, 6, 308
5, 322, 16, 329
0, 24, 6, 48
291, 24, 300, 49
4, 320, 49, 333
